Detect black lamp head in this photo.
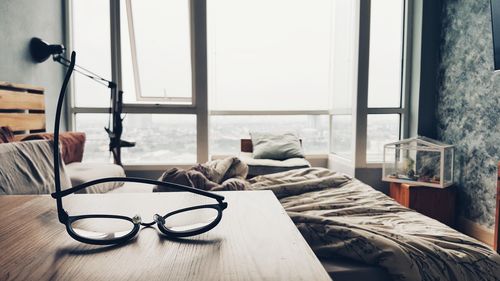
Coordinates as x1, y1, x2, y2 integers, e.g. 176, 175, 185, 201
30, 37, 65, 63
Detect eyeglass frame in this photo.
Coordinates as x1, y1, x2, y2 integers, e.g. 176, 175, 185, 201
51, 51, 227, 245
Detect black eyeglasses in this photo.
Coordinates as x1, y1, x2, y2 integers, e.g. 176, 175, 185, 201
51, 51, 227, 245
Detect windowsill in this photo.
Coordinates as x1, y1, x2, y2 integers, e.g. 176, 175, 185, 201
121, 154, 385, 171
123, 154, 330, 171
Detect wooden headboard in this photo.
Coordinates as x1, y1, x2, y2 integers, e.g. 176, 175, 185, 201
0, 81, 46, 140
495, 161, 500, 253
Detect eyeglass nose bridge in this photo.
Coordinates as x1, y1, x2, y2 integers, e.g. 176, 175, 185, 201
131, 214, 158, 227
153, 214, 165, 225
132, 214, 155, 227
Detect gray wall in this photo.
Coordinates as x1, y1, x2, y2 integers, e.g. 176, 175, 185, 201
0, 0, 66, 131
438, 0, 500, 228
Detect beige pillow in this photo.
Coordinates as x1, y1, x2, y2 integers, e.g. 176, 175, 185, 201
250, 132, 304, 160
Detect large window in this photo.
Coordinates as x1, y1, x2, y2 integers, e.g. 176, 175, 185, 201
208, 0, 358, 156
208, 0, 333, 111
70, 0, 408, 166
365, 0, 406, 162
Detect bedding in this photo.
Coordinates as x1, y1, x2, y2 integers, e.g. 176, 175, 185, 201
239, 152, 311, 177
248, 168, 500, 281
0, 140, 71, 195
21, 132, 86, 164
156, 162, 500, 281
153, 156, 249, 192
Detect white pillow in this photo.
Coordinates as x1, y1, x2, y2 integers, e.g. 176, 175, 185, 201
250, 132, 304, 160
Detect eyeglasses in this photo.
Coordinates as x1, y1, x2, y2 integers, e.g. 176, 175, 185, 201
51, 51, 227, 245
51, 177, 227, 245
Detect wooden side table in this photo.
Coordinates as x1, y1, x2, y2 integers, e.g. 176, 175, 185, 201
390, 182, 456, 227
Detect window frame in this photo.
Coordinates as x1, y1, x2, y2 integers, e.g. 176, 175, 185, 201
66, 0, 411, 168
353, 0, 410, 168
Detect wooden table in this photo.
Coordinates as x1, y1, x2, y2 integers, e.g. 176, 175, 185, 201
0, 191, 331, 281
389, 182, 456, 227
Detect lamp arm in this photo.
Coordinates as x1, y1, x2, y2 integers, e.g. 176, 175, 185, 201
52, 54, 135, 166
53, 55, 115, 89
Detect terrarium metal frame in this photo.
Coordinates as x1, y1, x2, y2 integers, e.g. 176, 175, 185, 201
382, 136, 454, 188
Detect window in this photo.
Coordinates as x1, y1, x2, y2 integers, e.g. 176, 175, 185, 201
72, 0, 112, 108
368, 0, 404, 108
366, 114, 400, 162
210, 115, 329, 155
69, 0, 409, 166
75, 114, 113, 163
121, 0, 193, 104
207, 0, 357, 156
331, 115, 353, 159
365, 0, 406, 163
121, 114, 196, 164
208, 0, 334, 111
71, 0, 197, 164
328, 0, 358, 161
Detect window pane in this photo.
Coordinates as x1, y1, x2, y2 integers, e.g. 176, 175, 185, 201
121, 114, 196, 164
210, 115, 329, 155
121, 0, 192, 103
72, 0, 112, 108
208, 0, 351, 110
75, 114, 114, 163
367, 114, 400, 162
332, 0, 358, 110
331, 115, 352, 159
367, 0, 404, 108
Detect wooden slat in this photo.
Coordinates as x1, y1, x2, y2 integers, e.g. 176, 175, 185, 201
0, 81, 44, 93
0, 90, 45, 110
0, 113, 45, 131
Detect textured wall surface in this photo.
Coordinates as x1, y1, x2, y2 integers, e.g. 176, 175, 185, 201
438, 0, 500, 228
0, 0, 66, 131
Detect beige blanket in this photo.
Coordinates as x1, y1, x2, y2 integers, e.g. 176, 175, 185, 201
249, 168, 500, 281
154, 157, 250, 192
0, 140, 71, 195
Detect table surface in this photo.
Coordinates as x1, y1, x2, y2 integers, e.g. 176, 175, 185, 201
0, 190, 331, 281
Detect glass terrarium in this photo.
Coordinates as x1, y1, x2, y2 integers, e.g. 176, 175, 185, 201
382, 136, 454, 188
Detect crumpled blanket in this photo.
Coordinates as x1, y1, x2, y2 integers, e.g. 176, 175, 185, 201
153, 156, 250, 192
249, 167, 500, 281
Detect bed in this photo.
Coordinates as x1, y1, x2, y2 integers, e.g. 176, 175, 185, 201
154, 157, 500, 281
248, 168, 500, 281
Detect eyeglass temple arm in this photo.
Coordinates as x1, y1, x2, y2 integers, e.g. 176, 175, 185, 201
51, 177, 225, 202
53, 51, 76, 223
